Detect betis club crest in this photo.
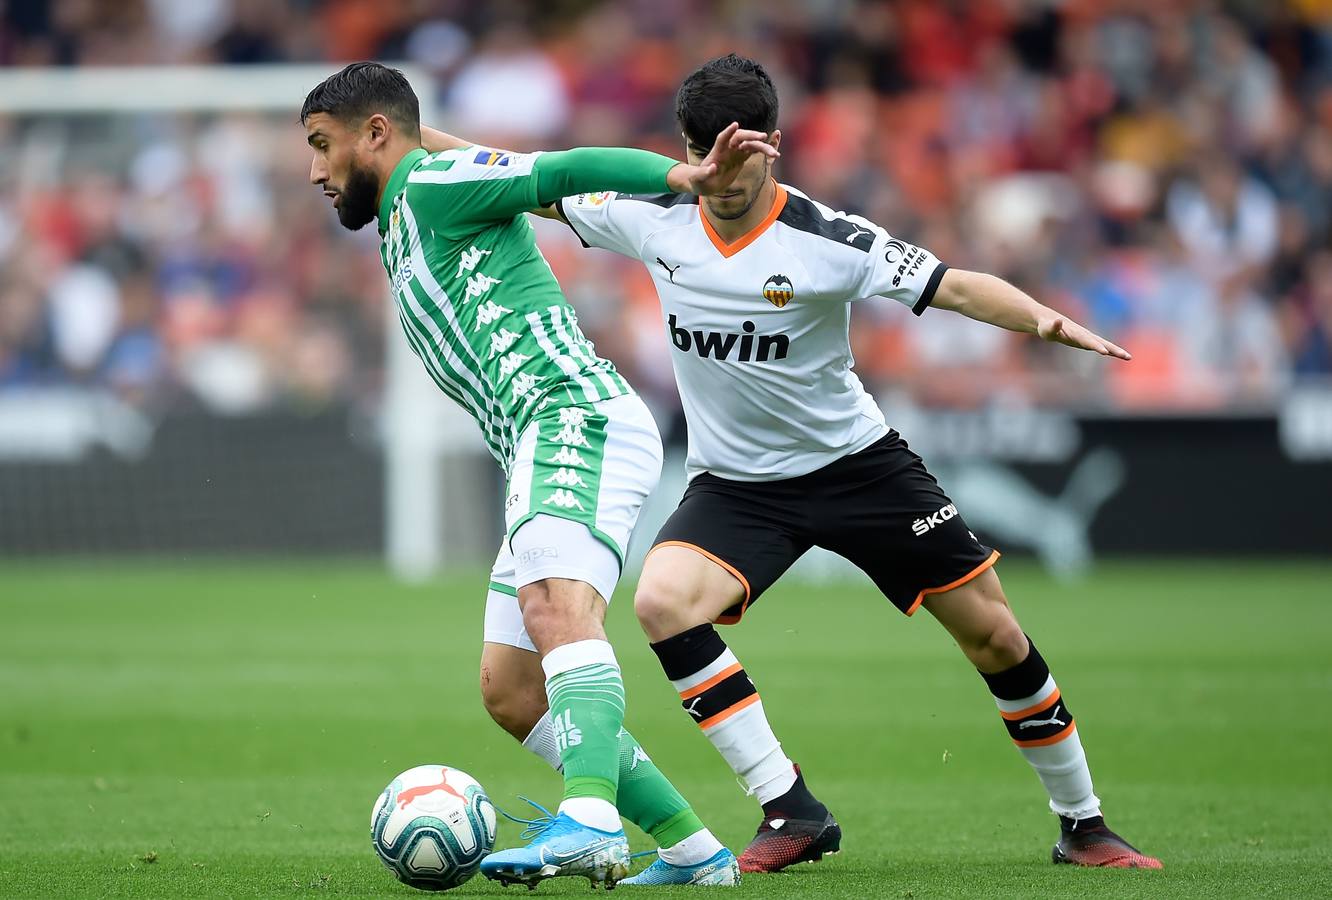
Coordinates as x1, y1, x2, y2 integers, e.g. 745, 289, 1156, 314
762, 274, 794, 308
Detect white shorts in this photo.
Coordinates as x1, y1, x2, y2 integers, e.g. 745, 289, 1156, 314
483, 394, 663, 652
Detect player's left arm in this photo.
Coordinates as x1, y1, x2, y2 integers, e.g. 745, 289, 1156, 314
419, 125, 564, 220
932, 269, 1131, 360
415, 123, 776, 223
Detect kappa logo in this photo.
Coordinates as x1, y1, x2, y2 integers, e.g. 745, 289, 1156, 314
543, 489, 585, 510
497, 351, 531, 378
630, 745, 651, 770
544, 467, 588, 488
457, 246, 491, 278
547, 446, 589, 468
558, 407, 589, 427
552, 423, 592, 447
488, 328, 522, 358
511, 372, 542, 401
912, 503, 959, 536
464, 272, 503, 302
475, 300, 513, 330
762, 274, 794, 308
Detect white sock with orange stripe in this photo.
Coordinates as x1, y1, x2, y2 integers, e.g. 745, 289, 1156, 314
981, 636, 1101, 820
649, 624, 796, 804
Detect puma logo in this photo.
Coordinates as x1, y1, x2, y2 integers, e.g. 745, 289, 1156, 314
396, 767, 466, 808
656, 257, 682, 283
684, 697, 704, 719
846, 227, 871, 244
1018, 705, 1067, 730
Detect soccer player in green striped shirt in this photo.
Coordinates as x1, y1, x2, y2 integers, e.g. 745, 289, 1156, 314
301, 62, 776, 888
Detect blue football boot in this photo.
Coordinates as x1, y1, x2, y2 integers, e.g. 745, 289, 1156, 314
620, 848, 741, 885
480, 799, 630, 889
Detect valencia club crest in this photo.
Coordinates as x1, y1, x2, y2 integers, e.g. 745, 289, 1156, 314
762, 274, 794, 308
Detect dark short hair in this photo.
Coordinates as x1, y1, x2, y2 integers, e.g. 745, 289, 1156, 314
675, 53, 778, 146
301, 61, 421, 138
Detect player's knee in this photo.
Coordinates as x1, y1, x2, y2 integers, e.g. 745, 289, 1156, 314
979, 618, 1029, 671
518, 581, 563, 641
633, 575, 693, 639
518, 579, 603, 651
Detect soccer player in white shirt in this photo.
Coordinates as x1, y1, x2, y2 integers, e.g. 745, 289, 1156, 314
544, 54, 1162, 873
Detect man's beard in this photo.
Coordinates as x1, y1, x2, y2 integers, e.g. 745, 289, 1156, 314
708, 166, 770, 221
336, 161, 380, 230
710, 188, 764, 220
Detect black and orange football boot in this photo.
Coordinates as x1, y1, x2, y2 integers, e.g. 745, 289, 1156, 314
1052, 816, 1162, 869
737, 765, 841, 873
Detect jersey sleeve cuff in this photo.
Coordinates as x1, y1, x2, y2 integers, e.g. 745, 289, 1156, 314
555, 197, 591, 249
913, 262, 948, 316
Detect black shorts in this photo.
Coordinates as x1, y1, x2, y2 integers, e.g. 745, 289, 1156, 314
651, 431, 998, 623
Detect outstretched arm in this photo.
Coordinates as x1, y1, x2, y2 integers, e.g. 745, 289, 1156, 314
419, 126, 579, 219
932, 269, 1131, 360
409, 121, 776, 228
534, 123, 776, 203
416, 121, 777, 221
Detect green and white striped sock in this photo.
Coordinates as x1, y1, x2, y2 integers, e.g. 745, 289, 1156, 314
522, 716, 715, 858
543, 640, 626, 831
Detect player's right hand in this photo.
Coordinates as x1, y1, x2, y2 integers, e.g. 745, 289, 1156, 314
1037, 315, 1132, 360
669, 122, 779, 196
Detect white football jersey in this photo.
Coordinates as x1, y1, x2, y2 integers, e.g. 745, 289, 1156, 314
558, 183, 948, 481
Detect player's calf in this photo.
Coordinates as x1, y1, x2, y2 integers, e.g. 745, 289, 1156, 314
478, 643, 547, 741
647, 621, 840, 873
924, 571, 1161, 867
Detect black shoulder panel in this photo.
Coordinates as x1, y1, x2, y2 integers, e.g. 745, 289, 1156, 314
778, 192, 875, 252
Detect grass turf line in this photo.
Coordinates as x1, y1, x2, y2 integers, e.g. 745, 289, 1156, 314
1, 559, 1330, 897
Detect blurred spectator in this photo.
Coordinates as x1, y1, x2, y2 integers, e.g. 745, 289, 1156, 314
1166, 154, 1279, 284
445, 23, 570, 147
1, 0, 1331, 423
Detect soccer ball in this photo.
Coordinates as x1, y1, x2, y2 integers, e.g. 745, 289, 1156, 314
370, 765, 497, 891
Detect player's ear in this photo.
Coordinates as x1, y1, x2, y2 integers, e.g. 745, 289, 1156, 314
768, 130, 782, 152
365, 113, 391, 150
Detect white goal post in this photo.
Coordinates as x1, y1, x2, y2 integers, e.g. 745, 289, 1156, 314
0, 64, 472, 580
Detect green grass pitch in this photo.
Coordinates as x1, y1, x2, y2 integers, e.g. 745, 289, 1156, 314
2, 559, 1329, 898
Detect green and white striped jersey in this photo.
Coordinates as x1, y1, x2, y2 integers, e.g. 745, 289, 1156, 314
376, 146, 632, 471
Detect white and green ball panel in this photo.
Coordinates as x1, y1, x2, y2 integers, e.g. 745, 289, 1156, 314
371, 765, 497, 890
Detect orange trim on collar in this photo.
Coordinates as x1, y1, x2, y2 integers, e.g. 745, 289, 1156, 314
699, 182, 787, 258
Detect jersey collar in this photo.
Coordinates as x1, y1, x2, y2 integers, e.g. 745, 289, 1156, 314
699, 180, 788, 258
377, 148, 429, 235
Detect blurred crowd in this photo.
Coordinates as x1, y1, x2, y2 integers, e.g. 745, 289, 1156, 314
4, 0, 1332, 419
